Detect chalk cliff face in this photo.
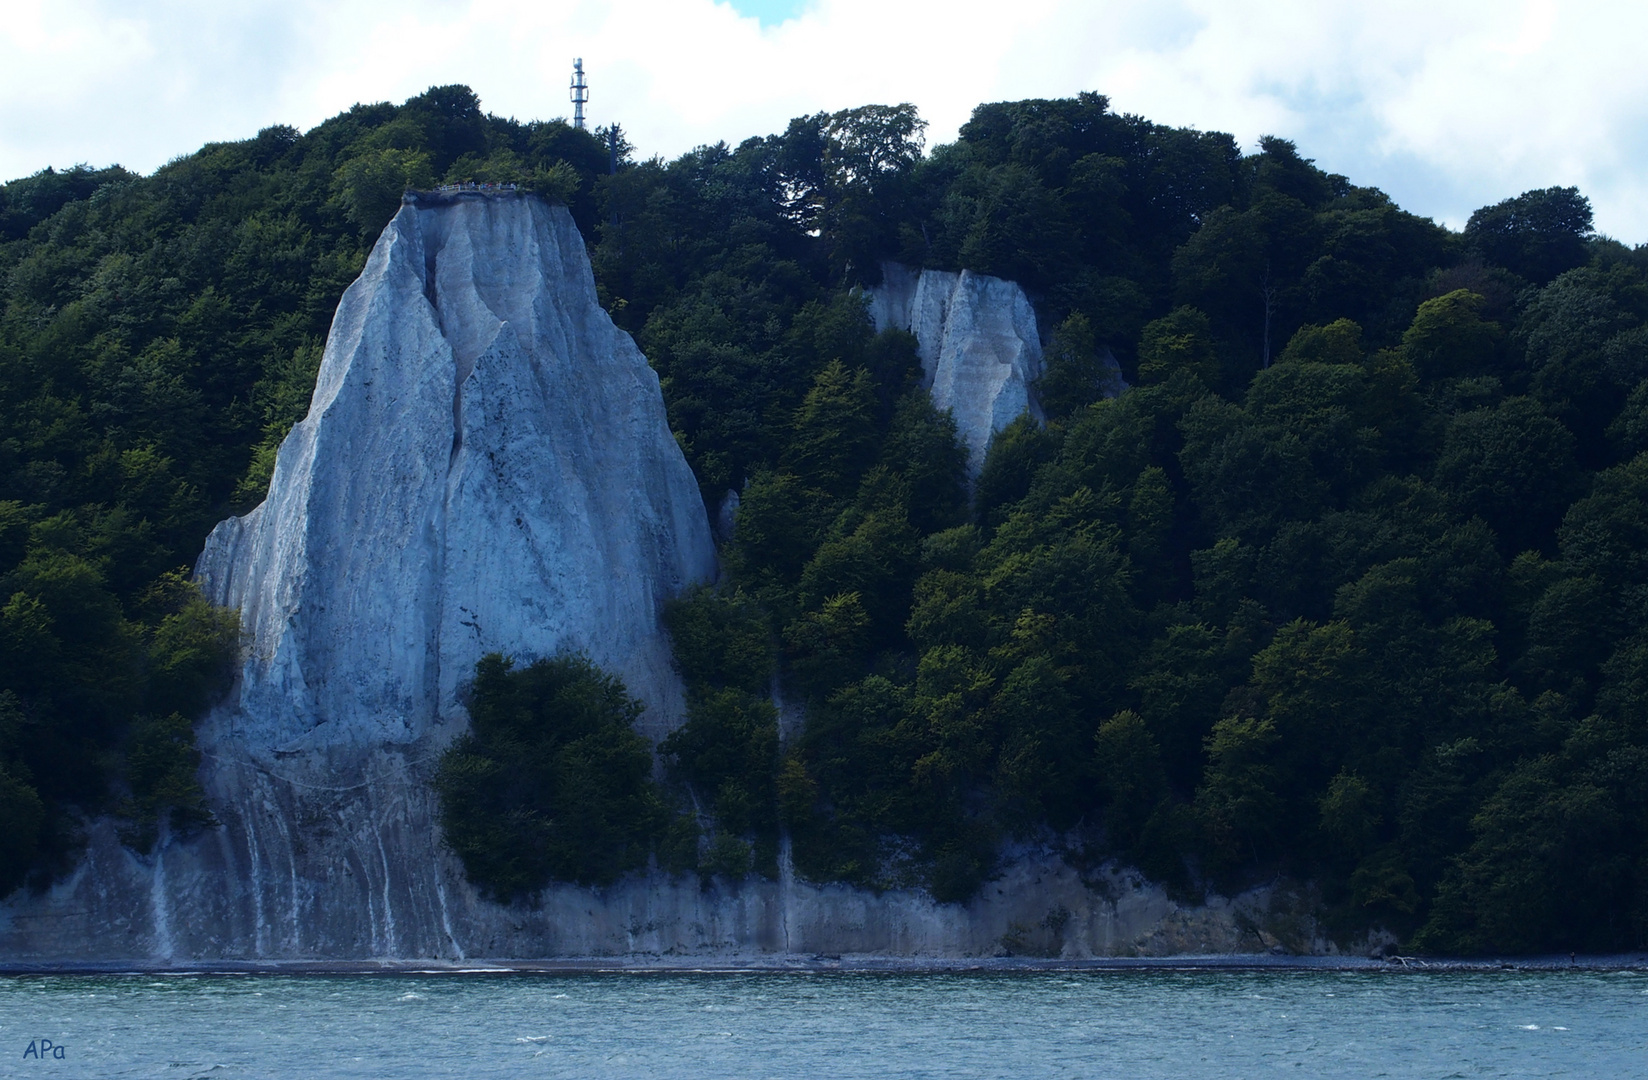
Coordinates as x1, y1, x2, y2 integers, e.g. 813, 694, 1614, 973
195, 192, 714, 747
866, 263, 1045, 473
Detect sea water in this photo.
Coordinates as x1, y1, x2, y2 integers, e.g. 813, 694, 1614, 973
0, 969, 1642, 1078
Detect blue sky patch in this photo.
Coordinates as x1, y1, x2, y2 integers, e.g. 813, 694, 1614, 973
725, 0, 810, 27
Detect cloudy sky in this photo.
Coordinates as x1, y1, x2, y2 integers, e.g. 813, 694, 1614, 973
3, 0, 1645, 242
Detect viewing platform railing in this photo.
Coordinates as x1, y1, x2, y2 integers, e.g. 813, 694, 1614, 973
403, 182, 529, 205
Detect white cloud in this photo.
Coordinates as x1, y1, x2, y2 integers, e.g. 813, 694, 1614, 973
2, 0, 1644, 242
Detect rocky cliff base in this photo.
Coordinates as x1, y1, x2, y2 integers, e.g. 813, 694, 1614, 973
0, 751, 1370, 963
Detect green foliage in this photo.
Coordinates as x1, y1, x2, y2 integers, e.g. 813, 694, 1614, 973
1402, 290, 1501, 380
142, 570, 242, 718
664, 585, 774, 689
0, 164, 136, 242
333, 148, 434, 232
973, 415, 1059, 530
880, 393, 968, 535
0, 541, 234, 889
0, 691, 43, 894
1464, 187, 1593, 285
434, 654, 668, 898
235, 342, 324, 504
771, 103, 928, 282
1092, 710, 1169, 854
1433, 397, 1579, 554
1607, 381, 1648, 458
1138, 306, 1219, 386
0, 759, 43, 895
118, 712, 216, 853
784, 360, 880, 500
1037, 313, 1120, 420
1278, 319, 1363, 367
526, 161, 581, 204
1516, 265, 1648, 466
1197, 712, 1284, 872
662, 688, 780, 877
1318, 771, 1379, 857
1416, 636, 1648, 953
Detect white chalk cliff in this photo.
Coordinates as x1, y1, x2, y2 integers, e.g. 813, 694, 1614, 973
0, 199, 1306, 964
866, 262, 1045, 473
194, 192, 713, 747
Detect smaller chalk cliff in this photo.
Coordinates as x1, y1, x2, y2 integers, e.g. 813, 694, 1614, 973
865, 263, 1045, 473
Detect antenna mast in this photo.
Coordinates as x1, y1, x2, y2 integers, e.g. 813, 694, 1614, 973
570, 58, 588, 130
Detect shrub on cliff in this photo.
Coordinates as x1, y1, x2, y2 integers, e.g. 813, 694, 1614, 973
435, 653, 669, 899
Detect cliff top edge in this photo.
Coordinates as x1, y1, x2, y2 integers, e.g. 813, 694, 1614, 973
402, 186, 543, 207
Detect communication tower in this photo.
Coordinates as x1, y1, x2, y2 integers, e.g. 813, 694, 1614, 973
570, 58, 589, 130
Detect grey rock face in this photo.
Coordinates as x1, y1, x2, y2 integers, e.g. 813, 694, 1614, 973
197, 193, 714, 748
714, 488, 741, 545
866, 262, 1045, 473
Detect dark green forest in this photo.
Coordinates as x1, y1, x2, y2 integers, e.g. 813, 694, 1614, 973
3, 86, 1646, 954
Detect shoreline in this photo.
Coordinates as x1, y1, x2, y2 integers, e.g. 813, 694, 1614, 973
3, 953, 1645, 976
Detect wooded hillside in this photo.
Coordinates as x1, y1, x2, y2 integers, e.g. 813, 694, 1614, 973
3, 86, 1645, 953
